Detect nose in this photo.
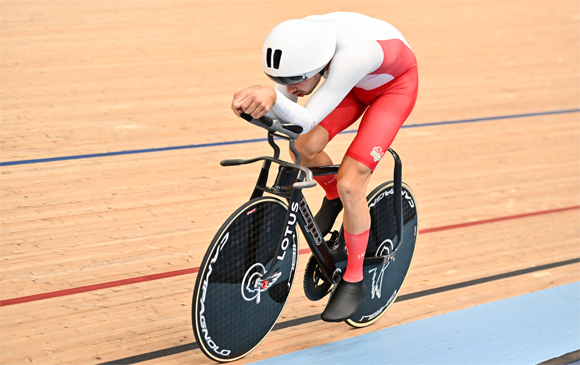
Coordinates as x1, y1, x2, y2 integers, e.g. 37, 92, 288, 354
287, 85, 297, 94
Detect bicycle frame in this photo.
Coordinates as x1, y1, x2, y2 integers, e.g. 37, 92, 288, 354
220, 116, 404, 289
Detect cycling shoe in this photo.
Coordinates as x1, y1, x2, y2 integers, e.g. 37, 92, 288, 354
321, 278, 366, 322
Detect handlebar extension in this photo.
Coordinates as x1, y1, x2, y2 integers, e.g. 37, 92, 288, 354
240, 113, 303, 138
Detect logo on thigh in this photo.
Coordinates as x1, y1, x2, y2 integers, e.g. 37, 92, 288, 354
370, 146, 385, 162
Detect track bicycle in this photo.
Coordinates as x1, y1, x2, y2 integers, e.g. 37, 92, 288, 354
192, 113, 418, 362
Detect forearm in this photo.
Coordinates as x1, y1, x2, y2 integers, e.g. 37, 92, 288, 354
272, 90, 317, 134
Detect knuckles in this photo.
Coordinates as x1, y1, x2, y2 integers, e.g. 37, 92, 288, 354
232, 86, 274, 116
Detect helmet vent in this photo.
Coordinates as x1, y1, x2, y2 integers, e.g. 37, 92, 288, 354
273, 49, 282, 69
266, 48, 272, 68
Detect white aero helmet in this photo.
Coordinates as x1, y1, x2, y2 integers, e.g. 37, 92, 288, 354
263, 18, 336, 85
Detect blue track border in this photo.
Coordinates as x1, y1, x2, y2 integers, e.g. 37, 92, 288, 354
2, 108, 578, 167
252, 282, 580, 365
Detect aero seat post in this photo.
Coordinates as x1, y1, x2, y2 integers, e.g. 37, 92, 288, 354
388, 148, 403, 253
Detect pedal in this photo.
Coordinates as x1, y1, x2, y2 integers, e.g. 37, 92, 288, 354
327, 230, 341, 252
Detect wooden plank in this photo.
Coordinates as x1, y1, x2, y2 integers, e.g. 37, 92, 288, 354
1, 0, 578, 364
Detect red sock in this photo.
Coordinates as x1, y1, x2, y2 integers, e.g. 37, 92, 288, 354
313, 174, 339, 200
342, 229, 369, 282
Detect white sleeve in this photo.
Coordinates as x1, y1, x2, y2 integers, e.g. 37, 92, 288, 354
274, 83, 298, 103
271, 40, 382, 134
267, 84, 311, 129
272, 89, 317, 132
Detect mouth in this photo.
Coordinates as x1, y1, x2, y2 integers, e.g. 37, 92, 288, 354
294, 92, 305, 97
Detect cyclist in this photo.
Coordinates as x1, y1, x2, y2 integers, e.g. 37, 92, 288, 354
231, 12, 418, 322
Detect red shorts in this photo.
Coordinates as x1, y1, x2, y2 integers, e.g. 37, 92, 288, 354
319, 65, 418, 171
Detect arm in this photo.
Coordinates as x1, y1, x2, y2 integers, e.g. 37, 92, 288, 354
272, 41, 382, 134
230, 83, 297, 120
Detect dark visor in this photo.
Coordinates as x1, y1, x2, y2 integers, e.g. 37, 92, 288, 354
265, 73, 308, 86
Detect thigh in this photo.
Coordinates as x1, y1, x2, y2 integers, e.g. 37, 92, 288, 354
318, 89, 368, 141
345, 67, 418, 171
294, 124, 330, 158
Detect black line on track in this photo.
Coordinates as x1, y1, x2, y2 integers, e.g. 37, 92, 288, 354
97, 257, 579, 365
537, 349, 580, 365
96, 343, 199, 365
394, 257, 580, 301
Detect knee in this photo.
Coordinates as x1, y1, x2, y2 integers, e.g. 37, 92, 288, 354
336, 176, 365, 203
293, 139, 321, 163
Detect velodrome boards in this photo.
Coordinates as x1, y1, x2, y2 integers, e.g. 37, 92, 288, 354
1, 1, 578, 364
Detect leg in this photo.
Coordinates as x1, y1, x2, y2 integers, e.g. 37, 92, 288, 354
290, 86, 366, 170
296, 90, 368, 234
291, 126, 343, 234
320, 157, 371, 322
337, 155, 373, 283
338, 66, 418, 281
290, 124, 331, 167
337, 156, 373, 235
290, 127, 344, 235
321, 67, 419, 322
290, 125, 339, 199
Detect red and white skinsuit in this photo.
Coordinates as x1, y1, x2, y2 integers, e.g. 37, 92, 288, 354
270, 12, 418, 172
269, 12, 418, 285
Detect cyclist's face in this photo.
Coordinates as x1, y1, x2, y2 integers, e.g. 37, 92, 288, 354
286, 73, 322, 97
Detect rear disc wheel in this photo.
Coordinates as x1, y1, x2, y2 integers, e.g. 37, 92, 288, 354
345, 182, 418, 328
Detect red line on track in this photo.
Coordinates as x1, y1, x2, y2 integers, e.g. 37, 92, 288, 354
1, 267, 198, 307
420, 205, 580, 234
1, 205, 578, 307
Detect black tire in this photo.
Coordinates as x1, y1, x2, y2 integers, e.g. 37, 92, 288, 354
192, 197, 298, 362
345, 181, 418, 328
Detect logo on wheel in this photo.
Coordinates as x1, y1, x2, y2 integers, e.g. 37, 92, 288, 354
241, 263, 281, 304
368, 239, 393, 300
368, 187, 415, 210
199, 233, 232, 357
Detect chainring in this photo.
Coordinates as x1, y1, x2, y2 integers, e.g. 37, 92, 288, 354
303, 255, 332, 301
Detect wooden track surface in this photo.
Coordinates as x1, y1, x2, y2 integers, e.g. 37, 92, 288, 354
1, 1, 578, 364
